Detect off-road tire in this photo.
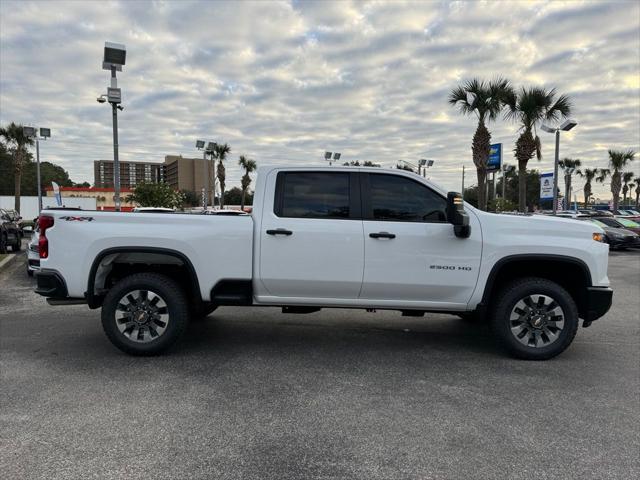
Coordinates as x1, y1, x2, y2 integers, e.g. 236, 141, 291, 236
491, 277, 579, 360
101, 273, 189, 356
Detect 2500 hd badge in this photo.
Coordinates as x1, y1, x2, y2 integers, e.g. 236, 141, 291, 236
430, 265, 472, 271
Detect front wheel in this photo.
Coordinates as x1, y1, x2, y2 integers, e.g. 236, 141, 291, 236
491, 277, 579, 360
101, 273, 189, 356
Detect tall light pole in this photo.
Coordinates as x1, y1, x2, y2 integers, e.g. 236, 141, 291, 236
420, 159, 435, 178
541, 119, 577, 215
23, 126, 51, 213
324, 151, 341, 166
97, 42, 126, 211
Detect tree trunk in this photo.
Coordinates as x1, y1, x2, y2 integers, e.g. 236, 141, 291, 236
584, 184, 590, 208
240, 188, 246, 211
514, 129, 536, 213
476, 169, 487, 211
564, 174, 571, 210
518, 161, 527, 212
472, 119, 491, 211
611, 171, 621, 212
636, 189, 640, 208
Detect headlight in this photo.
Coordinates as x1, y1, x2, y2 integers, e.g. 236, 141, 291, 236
593, 232, 605, 242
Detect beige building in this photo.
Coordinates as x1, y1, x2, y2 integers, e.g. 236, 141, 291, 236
46, 186, 136, 211
163, 155, 213, 194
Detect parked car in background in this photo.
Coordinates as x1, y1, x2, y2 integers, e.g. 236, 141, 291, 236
132, 207, 176, 213
581, 218, 640, 250
26, 225, 40, 276
203, 209, 249, 216
0, 208, 22, 253
592, 216, 640, 236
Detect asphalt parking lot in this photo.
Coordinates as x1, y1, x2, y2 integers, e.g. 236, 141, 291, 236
1, 250, 639, 480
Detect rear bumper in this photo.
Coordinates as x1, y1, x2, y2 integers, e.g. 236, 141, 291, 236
35, 270, 68, 298
584, 286, 613, 325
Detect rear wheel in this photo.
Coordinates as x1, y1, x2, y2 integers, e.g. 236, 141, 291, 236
491, 277, 579, 360
101, 273, 189, 356
12, 236, 21, 252
0, 233, 6, 254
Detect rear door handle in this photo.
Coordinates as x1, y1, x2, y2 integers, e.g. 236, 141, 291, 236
266, 228, 293, 236
369, 232, 396, 239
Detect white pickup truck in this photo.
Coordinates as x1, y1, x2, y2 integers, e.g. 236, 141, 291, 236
35, 166, 612, 360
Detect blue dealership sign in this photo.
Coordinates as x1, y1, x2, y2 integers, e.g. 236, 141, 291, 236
540, 172, 554, 200
487, 143, 502, 172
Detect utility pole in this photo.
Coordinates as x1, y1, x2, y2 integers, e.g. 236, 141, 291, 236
552, 129, 560, 214
461, 165, 465, 199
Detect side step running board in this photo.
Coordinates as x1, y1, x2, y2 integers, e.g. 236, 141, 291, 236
46, 298, 87, 306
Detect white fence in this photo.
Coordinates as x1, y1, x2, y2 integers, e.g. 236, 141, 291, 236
0, 196, 97, 220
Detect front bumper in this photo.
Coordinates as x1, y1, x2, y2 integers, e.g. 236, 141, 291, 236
35, 270, 68, 298
583, 286, 613, 326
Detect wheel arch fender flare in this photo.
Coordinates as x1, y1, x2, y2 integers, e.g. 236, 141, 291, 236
86, 246, 201, 309
480, 254, 593, 306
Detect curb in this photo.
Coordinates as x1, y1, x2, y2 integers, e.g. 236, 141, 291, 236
0, 253, 17, 271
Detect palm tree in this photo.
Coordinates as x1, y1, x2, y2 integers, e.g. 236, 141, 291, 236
505, 87, 572, 212
213, 143, 231, 208
576, 167, 599, 207
448, 77, 513, 211
622, 171, 635, 208
0, 122, 34, 212
238, 155, 257, 211
632, 181, 640, 208
597, 150, 635, 211
559, 158, 581, 209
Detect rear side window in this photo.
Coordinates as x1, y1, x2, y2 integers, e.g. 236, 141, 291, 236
368, 174, 447, 222
276, 172, 351, 219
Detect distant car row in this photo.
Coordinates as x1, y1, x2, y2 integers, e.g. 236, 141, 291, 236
0, 208, 23, 253
538, 209, 640, 250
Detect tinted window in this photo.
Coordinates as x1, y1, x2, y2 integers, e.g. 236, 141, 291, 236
368, 174, 446, 222
279, 172, 350, 219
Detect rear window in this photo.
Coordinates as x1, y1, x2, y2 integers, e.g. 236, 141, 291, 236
276, 172, 350, 219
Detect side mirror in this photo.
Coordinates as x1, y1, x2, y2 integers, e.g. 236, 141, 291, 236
446, 192, 471, 238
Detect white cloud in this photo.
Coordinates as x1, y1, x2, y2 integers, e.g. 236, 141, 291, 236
0, 0, 638, 198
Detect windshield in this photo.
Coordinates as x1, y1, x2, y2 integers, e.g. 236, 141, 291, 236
617, 218, 640, 227
588, 219, 608, 228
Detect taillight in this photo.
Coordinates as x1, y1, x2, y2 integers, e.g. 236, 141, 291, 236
38, 215, 54, 259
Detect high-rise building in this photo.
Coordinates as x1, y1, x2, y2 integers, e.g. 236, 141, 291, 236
94, 160, 165, 188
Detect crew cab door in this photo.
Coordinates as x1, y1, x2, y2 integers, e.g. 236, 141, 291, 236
258, 170, 364, 299
359, 172, 481, 307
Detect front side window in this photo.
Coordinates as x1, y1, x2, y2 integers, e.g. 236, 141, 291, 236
368, 174, 447, 222
278, 172, 350, 219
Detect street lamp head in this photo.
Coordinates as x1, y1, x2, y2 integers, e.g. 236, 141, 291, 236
333, 152, 341, 160
97, 96, 107, 104
22, 126, 37, 138
195, 140, 205, 149
540, 123, 556, 134
39, 128, 51, 138
427, 159, 435, 167
206, 142, 216, 152
560, 119, 577, 131
102, 42, 126, 71
419, 159, 427, 166
324, 151, 332, 160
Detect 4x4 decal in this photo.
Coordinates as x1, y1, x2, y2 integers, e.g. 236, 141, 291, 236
60, 216, 94, 222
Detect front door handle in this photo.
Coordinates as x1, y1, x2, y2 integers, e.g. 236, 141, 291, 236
266, 228, 293, 236
369, 232, 396, 239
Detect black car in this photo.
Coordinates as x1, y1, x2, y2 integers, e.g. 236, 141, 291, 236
0, 208, 22, 253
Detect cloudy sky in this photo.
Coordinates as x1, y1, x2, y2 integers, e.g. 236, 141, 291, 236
1, 0, 639, 199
